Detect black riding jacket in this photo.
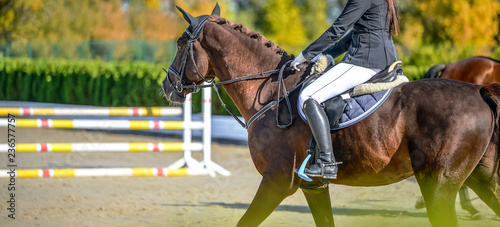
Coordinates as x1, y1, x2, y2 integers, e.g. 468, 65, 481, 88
302, 0, 398, 69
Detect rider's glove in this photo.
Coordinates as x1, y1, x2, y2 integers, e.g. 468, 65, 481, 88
291, 53, 307, 71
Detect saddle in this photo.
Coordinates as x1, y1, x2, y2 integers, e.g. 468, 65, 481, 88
297, 60, 407, 182
302, 60, 406, 129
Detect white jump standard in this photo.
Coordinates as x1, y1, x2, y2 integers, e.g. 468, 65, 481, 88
0, 86, 230, 178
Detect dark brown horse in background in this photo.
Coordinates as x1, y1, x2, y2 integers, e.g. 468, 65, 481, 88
425, 56, 500, 83
162, 5, 500, 227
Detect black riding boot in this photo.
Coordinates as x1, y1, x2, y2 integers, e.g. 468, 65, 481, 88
302, 99, 339, 179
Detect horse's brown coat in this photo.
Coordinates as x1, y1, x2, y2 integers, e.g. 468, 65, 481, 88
163, 15, 500, 227
425, 56, 500, 84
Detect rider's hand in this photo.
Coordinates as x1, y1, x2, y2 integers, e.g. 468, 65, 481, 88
291, 53, 307, 71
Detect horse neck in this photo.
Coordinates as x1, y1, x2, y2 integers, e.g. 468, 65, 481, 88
203, 21, 301, 121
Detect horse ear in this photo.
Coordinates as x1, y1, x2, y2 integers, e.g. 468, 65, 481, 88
211, 2, 220, 16
176, 6, 195, 25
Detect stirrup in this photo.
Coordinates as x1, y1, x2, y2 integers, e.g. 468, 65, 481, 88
295, 142, 316, 182
296, 154, 313, 182
322, 161, 343, 167
307, 161, 342, 179
295, 155, 343, 181
319, 161, 343, 179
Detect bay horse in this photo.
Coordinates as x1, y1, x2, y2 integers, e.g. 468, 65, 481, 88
162, 5, 500, 227
424, 56, 500, 84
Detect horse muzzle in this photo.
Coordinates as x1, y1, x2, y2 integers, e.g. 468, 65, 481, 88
162, 75, 186, 103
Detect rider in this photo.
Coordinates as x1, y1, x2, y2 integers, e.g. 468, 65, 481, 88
291, 0, 400, 179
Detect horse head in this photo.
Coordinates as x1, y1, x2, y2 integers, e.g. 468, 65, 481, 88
162, 3, 220, 103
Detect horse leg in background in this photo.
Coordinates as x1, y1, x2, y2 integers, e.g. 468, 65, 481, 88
301, 183, 334, 226
237, 173, 299, 227
414, 185, 481, 219
458, 186, 481, 219
466, 175, 500, 219
414, 196, 426, 209
464, 146, 500, 219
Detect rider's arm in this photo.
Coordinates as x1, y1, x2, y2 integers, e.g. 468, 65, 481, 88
301, 0, 370, 61
322, 31, 353, 59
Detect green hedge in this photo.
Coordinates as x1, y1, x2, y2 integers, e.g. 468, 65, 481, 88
0, 58, 166, 106
0, 58, 241, 115
3, 46, 499, 115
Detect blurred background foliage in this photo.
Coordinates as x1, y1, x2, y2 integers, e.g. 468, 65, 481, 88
0, 0, 500, 111
1, 0, 499, 61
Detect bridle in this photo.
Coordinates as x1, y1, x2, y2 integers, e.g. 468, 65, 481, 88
165, 19, 303, 129
166, 17, 211, 96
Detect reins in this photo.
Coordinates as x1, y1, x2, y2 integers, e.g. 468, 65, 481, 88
212, 60, 298, 129
167, 60, 305, 130
166, 18, 304, 130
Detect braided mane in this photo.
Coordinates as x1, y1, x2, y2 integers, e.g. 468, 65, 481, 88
208, 16, 288, 56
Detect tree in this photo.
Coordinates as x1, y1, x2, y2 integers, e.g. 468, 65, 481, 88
299, 0, 329, 42
92, 0, 132, 40
399, 0, 499, 48
1, 1, 103, 43
172, 0, 229, 35
257, 0, 307, 53
129, 0, 179, 41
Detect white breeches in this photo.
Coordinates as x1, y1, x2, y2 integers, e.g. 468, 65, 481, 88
298, 63, 381, 120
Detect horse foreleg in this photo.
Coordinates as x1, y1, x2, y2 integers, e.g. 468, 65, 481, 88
301, 183, 334, 227
237, 174, 298, 227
